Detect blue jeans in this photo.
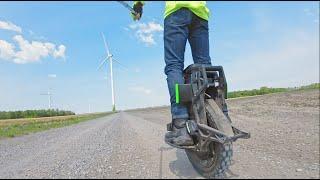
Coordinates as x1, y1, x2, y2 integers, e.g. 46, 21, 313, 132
164, 8, 212, 120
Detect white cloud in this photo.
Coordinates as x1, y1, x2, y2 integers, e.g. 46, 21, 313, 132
0, 40, 15, 60
0, 35, 66, 64
53, 45, 66, 59
0, 20, 22, 33
28, 29, 47, 40
129, 86, 152, 95
129, 21, 163, 46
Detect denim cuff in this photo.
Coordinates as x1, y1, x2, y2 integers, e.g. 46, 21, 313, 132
171, 103, 189, 120
172, 114, 189, 120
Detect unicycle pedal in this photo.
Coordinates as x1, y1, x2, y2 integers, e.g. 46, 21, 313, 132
186, 120, 199, 136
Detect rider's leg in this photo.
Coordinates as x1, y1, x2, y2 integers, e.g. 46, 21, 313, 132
188, 13, 212, 65
164, 8, 193, 146
164, 8, 190, 121
168, 12, 212, 146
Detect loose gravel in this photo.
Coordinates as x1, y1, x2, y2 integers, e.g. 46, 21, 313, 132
0, 89, 319, 179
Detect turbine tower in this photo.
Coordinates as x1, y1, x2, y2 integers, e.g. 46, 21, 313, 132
40, 89, 53, 109
98, 33, 118, 112
41, 74, 56, 109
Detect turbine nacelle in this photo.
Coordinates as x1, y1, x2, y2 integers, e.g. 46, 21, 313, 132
107, 54, 113, 59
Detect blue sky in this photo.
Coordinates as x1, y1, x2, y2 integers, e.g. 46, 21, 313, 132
0, 1, 319, 113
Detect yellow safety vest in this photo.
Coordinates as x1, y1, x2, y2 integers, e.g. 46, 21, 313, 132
134, 1, 210, 21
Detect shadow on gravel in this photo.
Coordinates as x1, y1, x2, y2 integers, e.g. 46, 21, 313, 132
168, 149, 201, 179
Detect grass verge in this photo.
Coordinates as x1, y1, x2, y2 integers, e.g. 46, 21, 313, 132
0, 112, 114, 138
227, 83, 319, 99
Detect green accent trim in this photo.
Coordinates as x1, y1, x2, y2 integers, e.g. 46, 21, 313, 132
175, 84, 180, 104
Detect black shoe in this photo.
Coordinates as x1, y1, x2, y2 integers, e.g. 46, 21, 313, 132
165, 118, 194, 147
165, 118, 187, 139
168, 127, 194, 146
165, 127, 179, 139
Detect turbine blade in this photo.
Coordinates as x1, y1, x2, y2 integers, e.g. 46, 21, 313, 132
98, 58, 108, 70
101, 32, 111, 57
112, 57, 129, 71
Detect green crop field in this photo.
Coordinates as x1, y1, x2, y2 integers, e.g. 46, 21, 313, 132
0, 112, 114, 138
0, 109, 76, 120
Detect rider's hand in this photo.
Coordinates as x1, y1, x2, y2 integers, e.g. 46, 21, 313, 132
132, 2, 143, 21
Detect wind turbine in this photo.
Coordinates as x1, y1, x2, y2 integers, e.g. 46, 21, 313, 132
98, 33, 120, 112
40, 89, 53, 109
40, 74, 56, 109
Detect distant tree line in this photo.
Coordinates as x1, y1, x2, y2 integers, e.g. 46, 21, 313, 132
228, 83, 319, 99
297, 83, 320, 90
0, 109, 75, 120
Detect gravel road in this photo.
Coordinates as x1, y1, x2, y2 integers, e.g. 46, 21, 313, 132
0, 89, 319, 179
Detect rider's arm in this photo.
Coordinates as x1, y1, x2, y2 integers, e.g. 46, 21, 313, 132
132, 1, 144, 21
134, 1, 145, 7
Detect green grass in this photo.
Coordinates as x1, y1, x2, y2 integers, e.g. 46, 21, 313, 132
0, 112, 113, 138
0, 109, 75, 120
227, 83, 319, 99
